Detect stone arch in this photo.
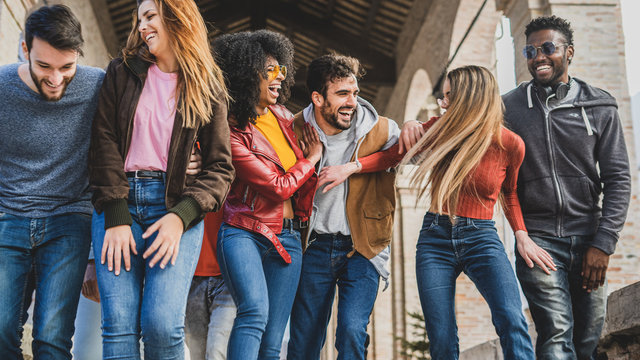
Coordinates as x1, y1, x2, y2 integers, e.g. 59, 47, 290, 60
403, 68, 438, 123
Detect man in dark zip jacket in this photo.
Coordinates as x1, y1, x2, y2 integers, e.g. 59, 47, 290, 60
503, 16, 631, 360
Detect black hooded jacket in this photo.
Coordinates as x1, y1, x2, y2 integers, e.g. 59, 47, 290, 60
503, 78, 631, 255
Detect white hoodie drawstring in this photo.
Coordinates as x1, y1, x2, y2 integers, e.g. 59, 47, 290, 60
581, 107, 593, 136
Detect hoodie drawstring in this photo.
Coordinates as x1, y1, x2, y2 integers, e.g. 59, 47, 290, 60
527, 83, 533, 109
581, 107, 593, 136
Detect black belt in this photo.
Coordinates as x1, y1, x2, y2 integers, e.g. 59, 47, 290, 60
125, 170, 164, 179
282, 218, 308, 231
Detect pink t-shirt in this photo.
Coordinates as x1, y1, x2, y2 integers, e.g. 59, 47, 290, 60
124, 64, 178, 172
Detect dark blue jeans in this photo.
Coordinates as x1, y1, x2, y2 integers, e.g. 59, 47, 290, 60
0, 211, 91, 359
415, 212, 534, 360
516, 234, 605, 360
92, 177, 204, 360
288, 232, 380, 360
217, 222, 302, 360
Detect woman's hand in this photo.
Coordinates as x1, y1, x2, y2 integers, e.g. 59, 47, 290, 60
186, 147, 202, 175
142, 213, 185, 269
299, 123, 323, 165
101, 225, 137, 276
318, 162, 361, 193
515, 230, 557, 275
81, 260, 100, 303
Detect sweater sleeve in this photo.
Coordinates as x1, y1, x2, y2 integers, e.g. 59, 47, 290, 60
501, 131, 527, 232
358, 118, 437, 173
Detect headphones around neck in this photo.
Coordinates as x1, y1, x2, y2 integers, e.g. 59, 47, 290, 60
539, 80, 570, 101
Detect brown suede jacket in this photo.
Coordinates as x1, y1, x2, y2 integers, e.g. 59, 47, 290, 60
89, 56, 234, 230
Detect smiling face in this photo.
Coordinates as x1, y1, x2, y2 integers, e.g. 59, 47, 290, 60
314, 75, 359, 131
256, 56, 284, 113
23, 37, 77, 101
526, 29, 573, 87
138, 0, 171, 58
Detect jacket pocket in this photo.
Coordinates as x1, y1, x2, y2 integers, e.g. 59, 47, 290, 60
560, 175, 597, 216
519, 177, 557, 217
363, 203, 394, 246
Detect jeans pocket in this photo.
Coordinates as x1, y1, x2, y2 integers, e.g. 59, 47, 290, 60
470, 219, 496, 231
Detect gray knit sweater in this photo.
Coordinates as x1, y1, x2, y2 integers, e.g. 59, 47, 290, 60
0, 63, 105, 217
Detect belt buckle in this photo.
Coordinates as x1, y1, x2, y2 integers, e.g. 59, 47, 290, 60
134, 170, 153, 179
298, 220, 309, 229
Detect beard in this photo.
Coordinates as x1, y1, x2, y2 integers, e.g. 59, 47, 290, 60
530, 53, 569, 87
29, 61, 74, 101
320, 103, 354, 131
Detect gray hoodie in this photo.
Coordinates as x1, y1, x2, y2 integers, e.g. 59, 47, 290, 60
503, 78, 631, 255
302, 97, 400, 287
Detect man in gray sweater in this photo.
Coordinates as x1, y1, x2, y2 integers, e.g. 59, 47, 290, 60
503, 16, 631, 359
0, 5, 105, 359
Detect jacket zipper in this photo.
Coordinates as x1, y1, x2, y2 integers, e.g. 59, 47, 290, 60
543, 101, 575, 236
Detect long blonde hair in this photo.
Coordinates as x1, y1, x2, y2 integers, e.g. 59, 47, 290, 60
402, 65, 504, 219
122, 0, 229, 128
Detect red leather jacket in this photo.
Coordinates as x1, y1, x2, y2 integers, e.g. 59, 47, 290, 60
223, 104, 317, 237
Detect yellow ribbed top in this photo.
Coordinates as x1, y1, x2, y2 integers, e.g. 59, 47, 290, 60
254, 109, 297, 171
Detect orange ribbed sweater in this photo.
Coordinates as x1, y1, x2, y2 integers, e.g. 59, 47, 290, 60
359, 118, 527, 232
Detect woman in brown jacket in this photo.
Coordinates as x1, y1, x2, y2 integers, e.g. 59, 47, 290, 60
88, 0, 234, 358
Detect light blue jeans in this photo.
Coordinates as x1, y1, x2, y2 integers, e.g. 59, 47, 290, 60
185, 275, 236, 360
217, 222, 302, 360
0, 211, 91, 360
516, 234, 605, 360
92, 177, 204, 360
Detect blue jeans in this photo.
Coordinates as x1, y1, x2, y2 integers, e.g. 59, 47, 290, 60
72, 294, 103, 360
415, 212, 534, 360
92, 177, 204, 360
516, 234, 605, 360
288, 232, 380, 360
0, 211, 91, 359
185, 275, 237, 360
217, 222, 302, 360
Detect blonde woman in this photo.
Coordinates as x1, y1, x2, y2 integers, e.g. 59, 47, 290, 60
404, 66, 546, 359
88, 0, 234, 358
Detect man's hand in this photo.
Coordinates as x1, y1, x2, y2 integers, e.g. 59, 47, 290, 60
81, 260, 100, 303
515, 230, 557, 275
398, 120, 426, 153
102, 225, 137, 276
142, 213, 184, 269
318, 162, 361, 193
186, 147, 202, 175
582, 247, 610, 292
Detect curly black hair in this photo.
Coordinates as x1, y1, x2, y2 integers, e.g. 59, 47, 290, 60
525, 15, 574, 46
307, 54, 365, 98
212, 30, 295, 129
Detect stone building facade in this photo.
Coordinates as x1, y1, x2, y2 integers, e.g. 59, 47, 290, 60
0, 0, 636, 359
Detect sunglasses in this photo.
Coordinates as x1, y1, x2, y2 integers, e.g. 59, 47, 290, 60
522, 41, 567, 59
267, 65, 287, 81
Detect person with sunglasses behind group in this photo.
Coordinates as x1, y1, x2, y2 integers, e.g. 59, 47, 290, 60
503, 16, 631, 359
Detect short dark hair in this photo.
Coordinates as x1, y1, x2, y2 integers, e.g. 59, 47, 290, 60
24, 5, 84, 56
212, 30, 295, 129
525, 15, 574, 46
306, 54, 365, 98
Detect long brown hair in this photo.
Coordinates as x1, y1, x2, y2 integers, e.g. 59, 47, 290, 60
402, 65, 504, 219
122, 0, 228, 128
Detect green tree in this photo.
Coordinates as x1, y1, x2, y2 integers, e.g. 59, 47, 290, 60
397, 311, 431, 360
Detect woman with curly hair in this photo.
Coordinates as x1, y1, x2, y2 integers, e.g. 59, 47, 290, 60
402, 66, 540, 359
212, 30, 322, 360
88, 0, 234, 358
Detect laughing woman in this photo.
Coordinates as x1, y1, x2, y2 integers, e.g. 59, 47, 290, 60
404, 66, 542, 360
88, 0, 234, 358
212, 30, 322, 360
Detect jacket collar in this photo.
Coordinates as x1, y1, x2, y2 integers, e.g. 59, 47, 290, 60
123, 55, 152, 81
231, 104, 293, 134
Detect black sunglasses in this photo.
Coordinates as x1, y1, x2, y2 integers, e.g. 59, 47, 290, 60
522, 41, 568, 59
